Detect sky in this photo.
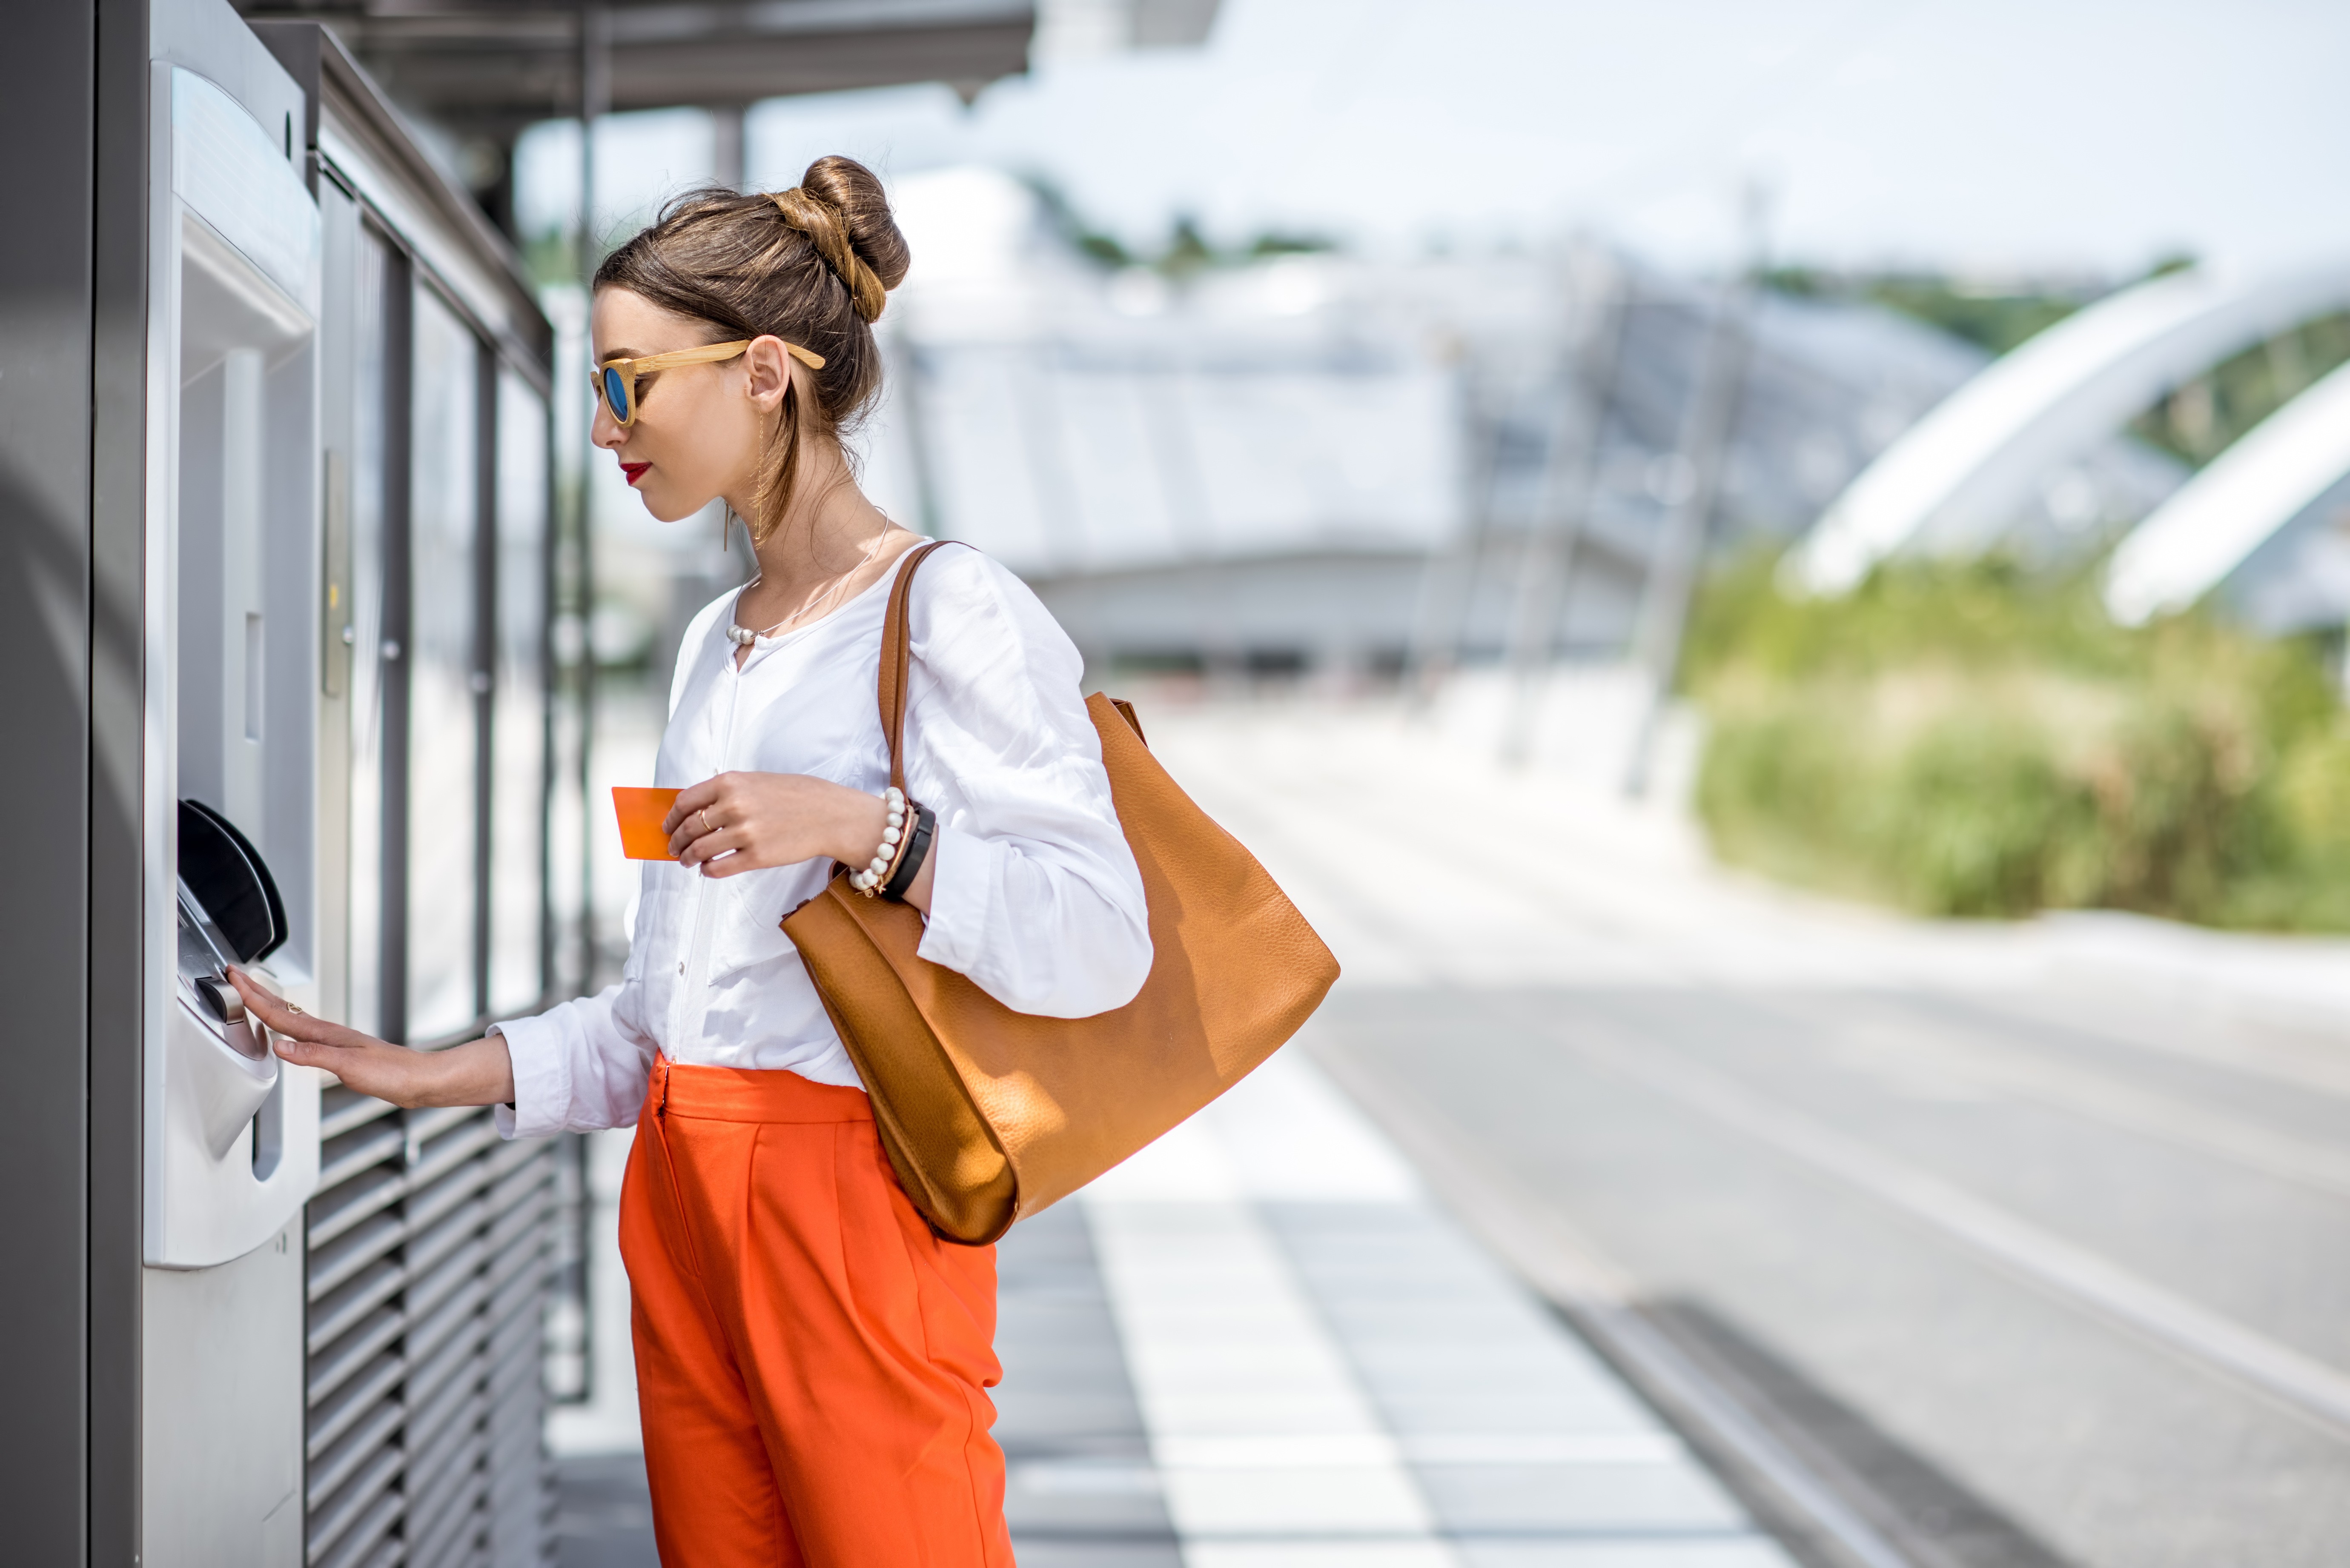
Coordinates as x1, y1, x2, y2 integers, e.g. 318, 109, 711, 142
516, 0, 2350, 277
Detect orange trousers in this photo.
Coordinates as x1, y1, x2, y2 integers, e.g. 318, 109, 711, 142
619, 1054, 1014, 1567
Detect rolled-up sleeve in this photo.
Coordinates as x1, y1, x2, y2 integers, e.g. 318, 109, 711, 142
904, 549, 1153, 1019
488, 981, 658, 1138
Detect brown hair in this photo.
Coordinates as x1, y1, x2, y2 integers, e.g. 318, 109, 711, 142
593, 155, 911, 543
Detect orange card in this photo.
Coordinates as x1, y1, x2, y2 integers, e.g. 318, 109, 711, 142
613, 787, 682, 861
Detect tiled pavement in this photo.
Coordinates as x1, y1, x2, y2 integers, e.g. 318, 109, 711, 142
1065, 1050, 1785, 1568
556, 1050, 1788, 1567
994, 1201, 1183, 1565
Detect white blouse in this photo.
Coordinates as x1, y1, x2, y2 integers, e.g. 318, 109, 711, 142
492, 544, 1153, 1139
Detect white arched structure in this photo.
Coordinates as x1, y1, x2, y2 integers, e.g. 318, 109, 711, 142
2104, 359, 2350, 625
1789, 261, 2350, 594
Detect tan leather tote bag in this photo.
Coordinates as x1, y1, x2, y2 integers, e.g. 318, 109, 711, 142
781, 541, 1340, 1244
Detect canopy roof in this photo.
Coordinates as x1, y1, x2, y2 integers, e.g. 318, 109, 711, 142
232, 0, 1040, 141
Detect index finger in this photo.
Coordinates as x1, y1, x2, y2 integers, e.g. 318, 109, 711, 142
662, 776, 723, 835
226, 968, 335, 1044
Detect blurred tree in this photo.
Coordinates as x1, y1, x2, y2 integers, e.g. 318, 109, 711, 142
1021, 177, 1339, 275
2130, 311, 2350, 467
1022, 174, 1136, 269
1762, 264, 2101, 355
1247, 231, 1336, 258
1684, 553, 2350, 929
1161, 215, 1215, 279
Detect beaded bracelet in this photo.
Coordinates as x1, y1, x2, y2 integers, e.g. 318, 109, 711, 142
848, 787, 908, 895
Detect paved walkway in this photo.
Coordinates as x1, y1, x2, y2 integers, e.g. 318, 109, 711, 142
553, 1051, 1791, 1567
1011, 1050, 1788, 1567
1129, 696, 2350, 1566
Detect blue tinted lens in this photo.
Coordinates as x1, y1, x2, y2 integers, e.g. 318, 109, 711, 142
600, 365, 630, 422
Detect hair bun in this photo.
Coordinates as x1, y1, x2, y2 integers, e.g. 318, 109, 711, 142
770, 156, 910, 321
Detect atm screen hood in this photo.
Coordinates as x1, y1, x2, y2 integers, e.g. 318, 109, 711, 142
178, 798, 286, 964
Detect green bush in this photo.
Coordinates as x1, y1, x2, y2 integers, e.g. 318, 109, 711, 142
1686, 555, 2350, 929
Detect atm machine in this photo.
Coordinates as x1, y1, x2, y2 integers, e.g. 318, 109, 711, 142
1, 3, 572, 1563
140, 60, 327, 1559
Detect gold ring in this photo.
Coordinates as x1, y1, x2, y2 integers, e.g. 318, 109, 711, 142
285, 1003, 305, 1015
699, 809, 714, 834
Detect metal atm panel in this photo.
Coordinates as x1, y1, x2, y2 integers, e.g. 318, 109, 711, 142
138, 41, 320, 1568
145, 59, 325, 1271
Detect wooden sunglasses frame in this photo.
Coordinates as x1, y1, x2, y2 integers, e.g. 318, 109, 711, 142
592, 337, 827, 426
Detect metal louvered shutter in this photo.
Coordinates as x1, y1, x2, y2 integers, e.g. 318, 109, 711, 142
306, 1087, 560, 1567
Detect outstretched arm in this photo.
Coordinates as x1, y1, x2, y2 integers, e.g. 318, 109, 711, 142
228, 968, 516, 1109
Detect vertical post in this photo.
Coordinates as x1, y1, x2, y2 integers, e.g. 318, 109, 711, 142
576, 2, 607, 989
1622, 192, 1766, 798
1014, 342, 1088, 567
1142, 353, 1241, 691
885, 331, 944, 538
580, 5, 609, 247
1403, 366, 1503, 710
711, 101, 747, 192
473, 340, 499, 1026
380, 253, 415, 1041
1498, 250, 1628, 765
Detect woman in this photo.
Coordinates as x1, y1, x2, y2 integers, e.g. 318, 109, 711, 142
232, 156, 1153, 1567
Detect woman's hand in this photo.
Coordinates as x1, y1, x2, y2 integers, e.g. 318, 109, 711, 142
228, 969, 517, 1110
662, 771, 888, 878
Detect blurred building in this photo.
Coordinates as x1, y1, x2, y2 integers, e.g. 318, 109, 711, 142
828, 169, 2178, 683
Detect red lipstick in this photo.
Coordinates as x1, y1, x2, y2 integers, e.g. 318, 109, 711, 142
620, 461, 651, 486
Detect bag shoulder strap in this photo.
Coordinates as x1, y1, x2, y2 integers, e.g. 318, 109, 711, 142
877, 538, 956, 791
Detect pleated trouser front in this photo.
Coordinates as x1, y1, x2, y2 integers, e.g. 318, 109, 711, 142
619, 1053, 1013, 1567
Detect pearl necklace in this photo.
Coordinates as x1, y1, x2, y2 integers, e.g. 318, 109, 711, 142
726, 529, 892, 647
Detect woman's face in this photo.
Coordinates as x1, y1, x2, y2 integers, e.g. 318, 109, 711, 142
589, 287, 793, 523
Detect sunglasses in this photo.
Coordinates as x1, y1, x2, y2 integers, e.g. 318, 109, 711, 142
591, 338, 827, 427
